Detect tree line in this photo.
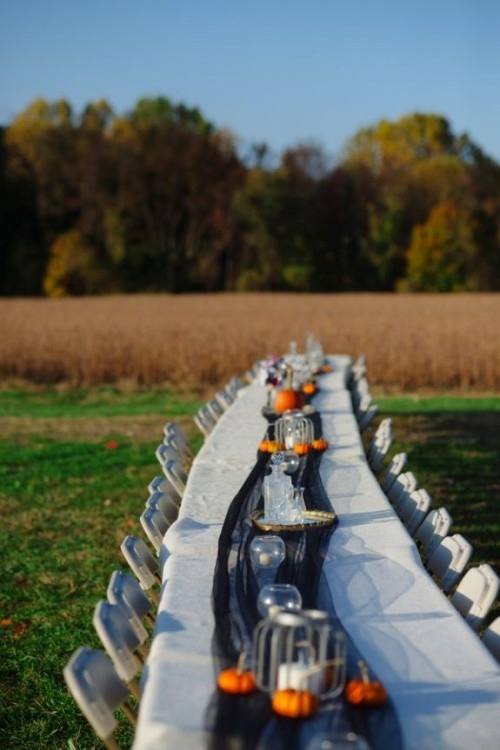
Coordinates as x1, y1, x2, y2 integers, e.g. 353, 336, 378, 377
2, 97, 500, 296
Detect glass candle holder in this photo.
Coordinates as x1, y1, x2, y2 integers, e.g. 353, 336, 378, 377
250, 536, 286, 571
256, 583, 302, 619
252, 609, 346, 697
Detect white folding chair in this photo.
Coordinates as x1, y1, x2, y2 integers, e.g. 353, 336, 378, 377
194, 406, 216, 438
358, 403, 379, 433
414, 506, 453, 561
155, 441, 182, 467
398, 489, 432, 535
147, 488, 179, 525
163, 422, 193, 461
161, 457, 188, 496
107, 570, 155, 634
92, 600, 148, 699
351, 353, 366, 381
351, 376, 370, 414
228, 375, 245, 396
63, 646, 136, 750
215, 388, 234, 411
120, 535, 161, 605
427, 533, 473, 593
388, 471, 418, 510
140, 502, 170, 554
374, 417, 393, 441
368, 434, 392, 472
450, 565, 500, 631
483, 616, 500, 662
147, 475, 182, 506
207, 397, 225, 422
380, 452, 408, 493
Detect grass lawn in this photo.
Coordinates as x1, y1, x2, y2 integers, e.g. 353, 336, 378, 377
0, 388, 499, 749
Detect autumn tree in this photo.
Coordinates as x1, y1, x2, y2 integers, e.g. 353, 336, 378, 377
403, 202, 476, 291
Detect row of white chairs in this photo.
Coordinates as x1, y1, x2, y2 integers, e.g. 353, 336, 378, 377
64, 370, 246, 747
374, 427, 500, 656
350, 357, 499, 659
194, 376, 245, 438
64, 420, 196, 749
351, 355, 380, 434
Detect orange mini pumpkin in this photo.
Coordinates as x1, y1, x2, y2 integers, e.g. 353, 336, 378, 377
345, 661, 387, 707
217, 654, 257, 695
259, 439, 271, 452
274, 365, 305, 414
301, 381, 318, 396
312, 438, 329, 452
272, 688, 319, 718
293, 442, 311, 456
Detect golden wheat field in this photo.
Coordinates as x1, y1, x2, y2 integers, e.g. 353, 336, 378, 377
0, 293, 499, 391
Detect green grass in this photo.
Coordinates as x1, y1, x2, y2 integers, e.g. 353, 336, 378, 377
374, 394, 500, 412
0, 389, 499, 749
0, 386, 205, 419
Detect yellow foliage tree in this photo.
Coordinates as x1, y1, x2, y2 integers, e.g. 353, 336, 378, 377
43, 229, 108, 297
402, 202, 477, 291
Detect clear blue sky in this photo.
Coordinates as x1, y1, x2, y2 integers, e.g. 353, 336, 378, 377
1, 0, 499, 163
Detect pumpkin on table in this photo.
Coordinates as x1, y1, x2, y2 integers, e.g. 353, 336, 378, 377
274, 365, 305, 414
345, 660, 388, 707
301, 381, 318, 396
271, 688, 319, 718
293, 442, 311, 456
217, 653, 257, 695
312, 437, 329, 452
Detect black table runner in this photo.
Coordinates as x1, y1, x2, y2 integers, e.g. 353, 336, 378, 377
206, 413, 403, 750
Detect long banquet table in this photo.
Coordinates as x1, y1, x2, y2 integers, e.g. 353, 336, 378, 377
132, 355, 500, 750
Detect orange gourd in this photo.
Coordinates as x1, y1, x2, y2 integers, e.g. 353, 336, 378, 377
301, 381, 318, 396
217, 654, 257, 695
274, 365, 304, 414
259, 439, 286, 453
312, 438, 329, 452
293, 442, 311, 455
345, 661, 387, 707
272, 688, 319, 718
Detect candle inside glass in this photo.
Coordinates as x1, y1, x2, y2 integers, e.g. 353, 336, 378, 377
277, 661, 324, 693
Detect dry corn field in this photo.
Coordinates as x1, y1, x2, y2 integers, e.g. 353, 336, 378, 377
1, 293, 499, 391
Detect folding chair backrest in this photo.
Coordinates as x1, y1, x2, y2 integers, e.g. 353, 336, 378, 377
107, 570, 153, 639
140, 504, 170, 553
92, 601, 145, 687
388, 471, 418, 508
427, 533, 473, 593
120, 535, 161, 601
207, 398, 224, 421
162, 458, 187, 496
215, 389, 234, 411
450, 564, 500, 631
380, 452, 408, 493
148, 488, 179, 525
358, 404, 378, 433
415, 507, 453, 559
163, 422, 192, 459
63, 646, 135, 748
404, 489, 432, 535
147, 475, 182, 506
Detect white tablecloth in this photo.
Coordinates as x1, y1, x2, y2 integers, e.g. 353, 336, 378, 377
133, 356, 500, 750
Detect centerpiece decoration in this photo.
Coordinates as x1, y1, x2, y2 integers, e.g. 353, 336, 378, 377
252, 610, 346, 718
